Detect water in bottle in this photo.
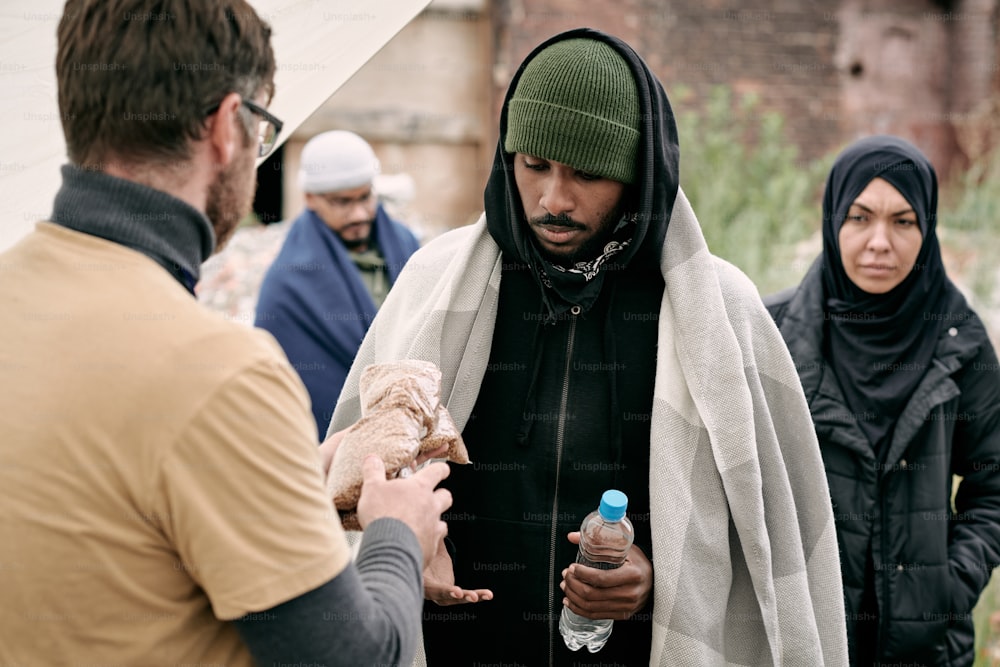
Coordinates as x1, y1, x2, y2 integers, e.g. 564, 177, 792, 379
559, 489, 634, 653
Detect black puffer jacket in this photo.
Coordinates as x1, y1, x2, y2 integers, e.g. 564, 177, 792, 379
766, 261, 1000, 667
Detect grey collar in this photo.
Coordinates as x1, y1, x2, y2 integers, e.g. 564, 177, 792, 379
50, 164, 215, 294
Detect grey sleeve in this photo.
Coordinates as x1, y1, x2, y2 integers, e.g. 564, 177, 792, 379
232, 517, 423, 666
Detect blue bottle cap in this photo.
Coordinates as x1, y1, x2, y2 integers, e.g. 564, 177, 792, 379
598, 489, 628, 521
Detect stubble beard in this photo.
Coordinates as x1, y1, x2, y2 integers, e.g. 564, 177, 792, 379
337, 224, 373, 251
528, 208, 623, 266
206, 147, 256, 253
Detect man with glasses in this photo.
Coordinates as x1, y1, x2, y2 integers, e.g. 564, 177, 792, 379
0, 1, 449, 665
241, 98, 285, 158
255, 130, 421, 438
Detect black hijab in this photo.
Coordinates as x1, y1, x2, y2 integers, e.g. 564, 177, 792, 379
483, 27, 680, 320
820, 135, 949, 449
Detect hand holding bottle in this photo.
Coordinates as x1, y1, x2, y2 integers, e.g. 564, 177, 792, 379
559, 490, 653, 653
560, 532, 653, 621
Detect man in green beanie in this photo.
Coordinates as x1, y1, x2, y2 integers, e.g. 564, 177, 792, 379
330, 28, 849, 666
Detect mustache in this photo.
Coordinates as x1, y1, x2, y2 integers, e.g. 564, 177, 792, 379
343, 218, 374, 229
527, 214, 586, 230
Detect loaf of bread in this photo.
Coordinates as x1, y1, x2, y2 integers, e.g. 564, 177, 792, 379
325, 360, 470, 529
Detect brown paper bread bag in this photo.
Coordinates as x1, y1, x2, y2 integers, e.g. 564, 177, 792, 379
325, 360, 470, 529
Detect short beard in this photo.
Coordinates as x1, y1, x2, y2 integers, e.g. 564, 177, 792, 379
336, 221, 374, 250
206, 144, 256, 253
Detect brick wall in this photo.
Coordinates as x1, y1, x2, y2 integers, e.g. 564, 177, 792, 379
491, 0, 842, 164
292, 0, 999, 237
490, 0, 1000, 180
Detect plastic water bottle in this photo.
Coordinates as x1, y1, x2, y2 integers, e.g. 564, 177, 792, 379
559, 489, 634, 653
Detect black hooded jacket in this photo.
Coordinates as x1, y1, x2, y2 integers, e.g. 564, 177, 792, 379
768, 268, 1000, 667
420, 28, 680, 666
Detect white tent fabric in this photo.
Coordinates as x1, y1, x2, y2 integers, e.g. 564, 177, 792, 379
0, 0, 430, 252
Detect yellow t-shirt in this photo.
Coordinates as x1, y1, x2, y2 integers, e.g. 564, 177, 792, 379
0, 223, 350, 664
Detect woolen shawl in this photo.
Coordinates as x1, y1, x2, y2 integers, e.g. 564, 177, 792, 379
331, 191, 849, 666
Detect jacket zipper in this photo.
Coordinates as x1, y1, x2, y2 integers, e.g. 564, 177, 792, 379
878, 472, 890, 658
548, 310, 578, 667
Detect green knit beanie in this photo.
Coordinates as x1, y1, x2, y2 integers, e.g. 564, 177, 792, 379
504, 38, 640, 184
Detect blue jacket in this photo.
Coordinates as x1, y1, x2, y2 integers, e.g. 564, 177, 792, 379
255, 205, 419, 438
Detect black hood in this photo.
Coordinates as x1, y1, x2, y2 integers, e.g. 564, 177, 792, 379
484, 28, 679, 318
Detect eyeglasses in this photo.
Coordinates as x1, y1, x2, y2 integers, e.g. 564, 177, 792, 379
318, 189, 375, 210
240, 98, 283, 158
205, 97, 283, 158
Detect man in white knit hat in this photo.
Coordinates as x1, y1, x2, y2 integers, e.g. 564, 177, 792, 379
256, 130, 421, 438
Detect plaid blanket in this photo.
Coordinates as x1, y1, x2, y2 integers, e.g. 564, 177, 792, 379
331, 188, 848, 666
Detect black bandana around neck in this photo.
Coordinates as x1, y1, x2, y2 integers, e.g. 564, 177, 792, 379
820, 135, 948, 450
530, 213, 635, 317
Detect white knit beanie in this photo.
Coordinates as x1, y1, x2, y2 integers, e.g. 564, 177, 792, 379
298, 130, 380, 194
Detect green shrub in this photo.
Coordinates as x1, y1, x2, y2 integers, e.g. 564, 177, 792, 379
939, 142, 1000, 309
675, 86, 832, 295
973, 570, 1000, 666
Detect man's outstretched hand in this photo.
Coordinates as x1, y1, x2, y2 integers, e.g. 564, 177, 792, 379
423, 537, 494, 606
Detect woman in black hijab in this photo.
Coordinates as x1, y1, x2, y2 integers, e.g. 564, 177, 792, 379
766, 135, 1000, 667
